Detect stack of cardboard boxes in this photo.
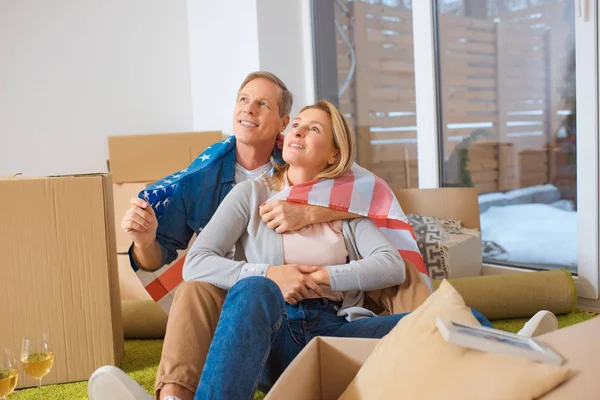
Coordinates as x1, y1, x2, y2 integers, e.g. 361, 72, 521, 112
464, 142, 499, 194
372, 159, 419, 190
518, 149, 549, 188
107, 131, 222, 303
0, 174, 123, 388
553, 135, 576, 202
0, 131, 221, 389
497, 143, 517, 191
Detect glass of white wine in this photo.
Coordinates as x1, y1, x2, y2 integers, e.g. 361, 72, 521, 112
0, 349, 18, 399
21, 334, 54, 389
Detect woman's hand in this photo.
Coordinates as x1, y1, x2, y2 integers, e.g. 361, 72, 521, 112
310, 268, 331, 286
266, 264, 324, 304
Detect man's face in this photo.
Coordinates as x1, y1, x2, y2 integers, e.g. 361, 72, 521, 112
232, 78, 288, 148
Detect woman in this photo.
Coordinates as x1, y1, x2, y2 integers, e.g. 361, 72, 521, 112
182, 100, 495, 399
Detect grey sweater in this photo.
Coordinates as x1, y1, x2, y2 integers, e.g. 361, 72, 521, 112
182, 180, 406, 321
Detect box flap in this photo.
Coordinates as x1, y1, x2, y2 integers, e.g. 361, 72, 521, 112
102, 175, 125, 366
266, 337, 322, 399
395, 188, 480, 229
319, 337, 378, 399
267, 337, 378, 400
108, 131, 222, 183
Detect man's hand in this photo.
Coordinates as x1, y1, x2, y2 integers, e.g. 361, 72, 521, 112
121, 197, 158, 247
266, 264, 324, 304
260, 201, 311, 233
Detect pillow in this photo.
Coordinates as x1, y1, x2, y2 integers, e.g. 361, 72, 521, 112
340, 281, 571, 400
122, 300, 167, 339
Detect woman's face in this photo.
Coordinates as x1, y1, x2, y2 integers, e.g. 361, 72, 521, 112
282, 108, 338, 173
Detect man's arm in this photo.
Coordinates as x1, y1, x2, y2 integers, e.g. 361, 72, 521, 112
123, 188, 194, 272
131, 240, 163, 271
259, 201, 359, 233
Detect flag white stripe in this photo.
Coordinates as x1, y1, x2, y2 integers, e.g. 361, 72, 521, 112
378, 227, 421, 253
349, 168, 376, 214
308, 178, 334, 206
157, 294, 175, 313
137, 269, 158, 286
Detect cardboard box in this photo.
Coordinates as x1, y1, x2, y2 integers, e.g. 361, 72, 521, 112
443, 233, 483, 278
394, 188, 482, 279
113, 182, 151, 253
266, 337, 377, 400
268, 318, 600, 400
108, 131, 222, 183
394, 188, 482, 278
394, 188, 480, 230
0, 174, 123, 388
117, 255, 152, 301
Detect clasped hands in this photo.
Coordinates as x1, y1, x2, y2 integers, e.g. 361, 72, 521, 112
265, 264, 331, 305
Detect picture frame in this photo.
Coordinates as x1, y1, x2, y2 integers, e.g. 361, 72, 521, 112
436, 317, 564, 366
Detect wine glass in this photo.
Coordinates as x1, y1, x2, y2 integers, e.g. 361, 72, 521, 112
21, 334, 54, 389
0, 349, 18, 399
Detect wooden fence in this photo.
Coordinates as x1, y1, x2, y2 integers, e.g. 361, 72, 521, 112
335, 1, 571, 192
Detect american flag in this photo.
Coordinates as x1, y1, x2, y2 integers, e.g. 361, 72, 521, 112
268, 164, 431, 288
134, 138, 431, 313
138, 136, 235, 220
133, 137, 235, 311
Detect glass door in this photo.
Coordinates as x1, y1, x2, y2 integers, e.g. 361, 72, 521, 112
413, 0, 598, 298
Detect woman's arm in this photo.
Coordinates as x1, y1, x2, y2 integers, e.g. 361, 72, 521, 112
182, 181, 270, 289
260, 201, 360, 233
319, 218, 406, 292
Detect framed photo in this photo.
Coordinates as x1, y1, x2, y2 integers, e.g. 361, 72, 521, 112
436, 317, 563, 366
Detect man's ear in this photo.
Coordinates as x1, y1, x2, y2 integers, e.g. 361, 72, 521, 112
280, 115, 290, 132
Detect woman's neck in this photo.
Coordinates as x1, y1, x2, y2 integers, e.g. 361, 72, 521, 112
286, 165, 321, 186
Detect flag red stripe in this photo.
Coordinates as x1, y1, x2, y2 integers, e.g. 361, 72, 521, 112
371, 218, 417, 241
288, 181, 315, 204
157, 256, 186, 293
399, 250, 428, 275
328, 172, 354, 211
372, 218, 412, 231
368, 176, 393, 218
146, 279, 169, 302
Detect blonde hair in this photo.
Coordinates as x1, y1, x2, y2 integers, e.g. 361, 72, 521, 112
270, 100, 356, 189
237, 71, 293, 117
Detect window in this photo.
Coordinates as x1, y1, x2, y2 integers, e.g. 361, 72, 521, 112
315, 0, 419, 190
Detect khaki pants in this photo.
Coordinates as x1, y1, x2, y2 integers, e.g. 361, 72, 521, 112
154, 260, 430, 397
155, 281, 227, 397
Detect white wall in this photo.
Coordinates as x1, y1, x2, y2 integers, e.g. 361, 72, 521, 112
186, 0, 261, 133
257, 0, 316, 123
187, 0, 315, 135
0, 0, 194, 176
1, 0, 315, 176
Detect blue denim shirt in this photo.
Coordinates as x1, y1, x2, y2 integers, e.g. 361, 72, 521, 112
129, 143, 237, 271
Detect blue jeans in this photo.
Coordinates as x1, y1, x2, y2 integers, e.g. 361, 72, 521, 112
195, 277, 493, 400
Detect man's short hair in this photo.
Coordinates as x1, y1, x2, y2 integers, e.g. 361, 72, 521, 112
237, 71, 293, 117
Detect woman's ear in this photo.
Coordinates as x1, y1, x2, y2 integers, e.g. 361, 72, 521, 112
328, 150, 339, 165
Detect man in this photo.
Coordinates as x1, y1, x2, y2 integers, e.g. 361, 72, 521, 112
89, 71, 357, 400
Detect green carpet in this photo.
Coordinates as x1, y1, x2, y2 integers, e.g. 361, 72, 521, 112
11, 310, 596, 400
491, 308, 596, 333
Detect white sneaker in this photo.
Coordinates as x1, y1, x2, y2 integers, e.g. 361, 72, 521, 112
88, 365, 154, 400
517, 310, 559, 337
